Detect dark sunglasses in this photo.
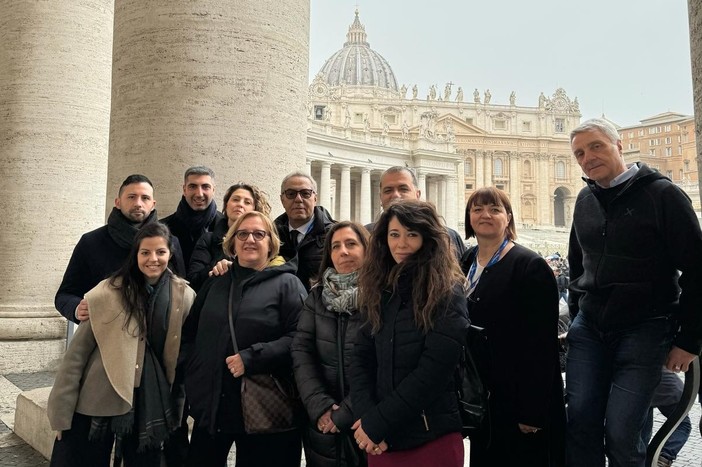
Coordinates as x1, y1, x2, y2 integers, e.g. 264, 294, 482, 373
283, 189, 315, 200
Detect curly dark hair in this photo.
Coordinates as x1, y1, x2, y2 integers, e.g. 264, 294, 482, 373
222, 183, 272, 218
358, 199, 464, 332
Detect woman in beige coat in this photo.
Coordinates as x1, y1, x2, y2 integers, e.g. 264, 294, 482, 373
47, 222, 195, 467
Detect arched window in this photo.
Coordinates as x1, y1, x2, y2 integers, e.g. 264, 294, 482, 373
523, 160, 532, 178
555, 161, 566, 179
494, 158, 503, 177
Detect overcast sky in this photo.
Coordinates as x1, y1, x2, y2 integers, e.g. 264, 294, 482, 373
309, 0, 694, 127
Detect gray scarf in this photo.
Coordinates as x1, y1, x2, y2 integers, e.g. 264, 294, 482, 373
320, 268, 359, 315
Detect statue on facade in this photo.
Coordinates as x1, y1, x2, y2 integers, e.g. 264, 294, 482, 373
324, 108, 332, 122
363, 113, 370, 133
344, 107, 351, 128
382, 121, 389, 136
444, 82, 452, 100
456, 87, 464, 103
473, 88, 481, 104
400, 84, 407, 99
484, 89, 491, 104
573, 96, 580, 112
509, 91, 516, 106
429, 84, 437, 100
538, 92, 546, 109
445, 120, 455, 142
401, 121, 409, 139
427, 113, 436, 138
412, 84, 418, 99
419, 115, 428, 138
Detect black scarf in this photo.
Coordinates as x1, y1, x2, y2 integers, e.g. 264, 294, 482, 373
172, 195, 218, 237
107, 207, 158, 249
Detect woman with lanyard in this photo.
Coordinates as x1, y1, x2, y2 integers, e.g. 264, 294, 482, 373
460, 187, 565, 467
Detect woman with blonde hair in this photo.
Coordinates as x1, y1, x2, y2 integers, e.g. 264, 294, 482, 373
181, 211, 307, 467
350, 199, 468, 467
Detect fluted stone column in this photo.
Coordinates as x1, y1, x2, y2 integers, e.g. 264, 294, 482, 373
0, 1, 114, 372
689, 0, 702, 204
417, 170, 427, 200
360, 168, 372, 225
107, 0, 310, 218
319, 162, 332, 211
445, 176, 458, 231
339, 165, 351, 221
306, 159, 313, 176
438, 177, 447, 218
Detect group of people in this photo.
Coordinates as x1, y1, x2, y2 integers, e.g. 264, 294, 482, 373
45, 117, 702, 467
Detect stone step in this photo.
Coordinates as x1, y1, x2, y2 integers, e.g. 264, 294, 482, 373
13, 387, 53, 460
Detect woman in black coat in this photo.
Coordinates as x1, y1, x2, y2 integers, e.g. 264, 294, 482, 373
292, 221, 370, 467
351, 200, 468, 467
180, 211, 307, 467
460, 187, 565, 467
187, 182, 271, 291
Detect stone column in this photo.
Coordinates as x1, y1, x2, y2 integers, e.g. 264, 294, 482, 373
417, 170, 427, 200
438, 177, 447, 218
360, 168, 372, 225
0, 1, 114, 372
306, 159, 312, 176
107, 0, 310, 218
689, 0, 702, 204
339, 165, 351, 221
319, 162, 332, 211
445, 176, 458, 231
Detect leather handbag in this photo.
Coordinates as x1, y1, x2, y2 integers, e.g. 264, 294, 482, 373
227, 281, 299, 434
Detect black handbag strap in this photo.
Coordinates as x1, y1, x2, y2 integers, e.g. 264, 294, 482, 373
227, 280, 240, 354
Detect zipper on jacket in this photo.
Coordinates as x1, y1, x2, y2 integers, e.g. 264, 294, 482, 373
421, 410, 429, 431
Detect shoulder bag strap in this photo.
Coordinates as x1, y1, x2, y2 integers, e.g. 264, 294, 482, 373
227, 280, 240, 354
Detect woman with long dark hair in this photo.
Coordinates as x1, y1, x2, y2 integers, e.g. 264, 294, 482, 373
292, 221, 370, 467
187, 182, 271, 291
460, 187, 565, 467
350, 200, 468, 467
47, 222, 195, 466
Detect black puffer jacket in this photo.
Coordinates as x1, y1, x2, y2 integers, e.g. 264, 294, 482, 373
568, 163, 702, 354
180, 258, 307, 435
350, 277, 468, 452
292, 285, 366, 467
187, 216, 230, 291
275, 206, 335, 291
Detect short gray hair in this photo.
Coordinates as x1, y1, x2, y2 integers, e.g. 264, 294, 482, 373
184, 165, 215, 182
380, 166, 418, 188
280, 171, 317, 193
570, 118, 620, 144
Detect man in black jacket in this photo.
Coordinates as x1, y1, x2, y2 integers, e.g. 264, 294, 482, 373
565, 118, 702, 467
55, 174, 185, 323
274, 171, 335, 291
162, 166, 224, 266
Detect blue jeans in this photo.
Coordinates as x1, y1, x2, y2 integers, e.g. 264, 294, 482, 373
565, 313, 673, 467
642, 370, 692, 461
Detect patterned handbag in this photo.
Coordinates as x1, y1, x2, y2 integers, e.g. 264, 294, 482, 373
227, 281, 299, 434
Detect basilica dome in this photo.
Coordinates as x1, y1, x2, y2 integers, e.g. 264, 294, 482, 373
316, 10, 399, 92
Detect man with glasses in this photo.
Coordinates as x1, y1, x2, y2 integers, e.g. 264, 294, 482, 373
275, 171, 335, 291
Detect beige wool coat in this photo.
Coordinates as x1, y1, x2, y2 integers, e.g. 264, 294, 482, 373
47, 273, 195, 432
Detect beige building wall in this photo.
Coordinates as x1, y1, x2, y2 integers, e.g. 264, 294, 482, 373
0, 1, 114, 372
108, 0, 310, 217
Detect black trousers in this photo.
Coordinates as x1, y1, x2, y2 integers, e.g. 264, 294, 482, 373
50, 412, 162, 467
187, 426, 301, 467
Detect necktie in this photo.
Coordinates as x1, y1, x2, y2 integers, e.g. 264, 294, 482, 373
290, 230, 299, 251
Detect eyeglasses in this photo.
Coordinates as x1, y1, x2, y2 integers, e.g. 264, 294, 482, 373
234, 230, 268, 241
283, 189, 315, 200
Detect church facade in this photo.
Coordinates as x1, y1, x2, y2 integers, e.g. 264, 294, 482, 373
306, 11, 584, 233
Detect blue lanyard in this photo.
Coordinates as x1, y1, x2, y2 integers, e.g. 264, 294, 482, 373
466, 237, 509, 292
